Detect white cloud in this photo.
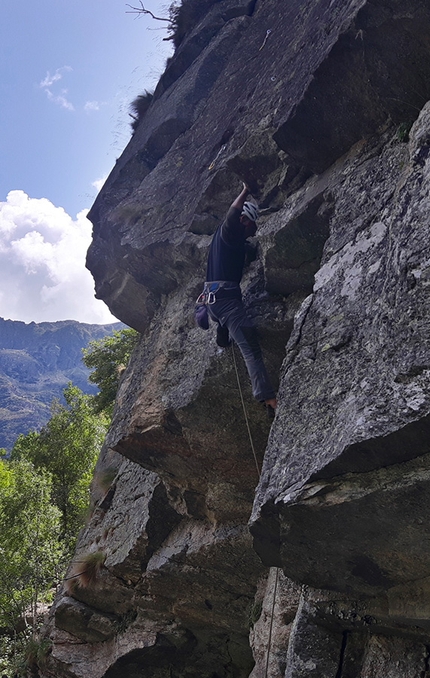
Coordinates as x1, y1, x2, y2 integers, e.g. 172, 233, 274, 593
84, 100, 100, 112
46, 89, 75, 111
92, 175, 108, 193
39, 66, 72, 89
0, 191, 117, 325
40, 67, 75, 111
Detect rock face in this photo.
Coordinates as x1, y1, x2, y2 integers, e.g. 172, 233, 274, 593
0, 318, 122, 449
41, 0, 430, 676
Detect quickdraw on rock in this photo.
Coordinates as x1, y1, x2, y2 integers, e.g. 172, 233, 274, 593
208, 144, 226, 171
259, 29, 272, 51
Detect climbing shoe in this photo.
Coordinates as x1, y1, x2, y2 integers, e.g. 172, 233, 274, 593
216, 324, 231, 348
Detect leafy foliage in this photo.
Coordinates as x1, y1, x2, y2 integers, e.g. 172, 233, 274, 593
0, 632, 52, 678
0, 459, 63, 676
396, 120, 413, 142
11, 384, 108, 549
0, 460, 63, 630
82, 327, 139, 417
1, 381, 109, 674
0, 319, 127, 674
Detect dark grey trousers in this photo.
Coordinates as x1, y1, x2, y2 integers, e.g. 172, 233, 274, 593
208, 298, 275, 402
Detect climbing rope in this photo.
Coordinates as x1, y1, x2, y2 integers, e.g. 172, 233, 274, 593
264, 567, 279, 678
230, 343, 261, 478
230, 343, 279, 678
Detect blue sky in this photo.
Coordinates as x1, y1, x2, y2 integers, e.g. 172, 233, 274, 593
0, 0, 172, 324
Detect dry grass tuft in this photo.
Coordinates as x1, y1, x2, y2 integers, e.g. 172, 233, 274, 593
64, 550, 106, 593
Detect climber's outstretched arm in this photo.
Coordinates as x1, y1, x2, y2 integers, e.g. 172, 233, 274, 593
231, 183, 249, 212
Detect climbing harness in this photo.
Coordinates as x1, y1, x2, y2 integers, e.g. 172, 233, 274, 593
196, 281, 241, 306
259, 29, 272, 51
195, 283, 220, 329
196, 282, 219, 306
195, 282, 241, 330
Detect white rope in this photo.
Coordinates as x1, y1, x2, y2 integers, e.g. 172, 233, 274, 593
230, 343, 280, 678
230, 343, 261, 478
264, 567, 279, 678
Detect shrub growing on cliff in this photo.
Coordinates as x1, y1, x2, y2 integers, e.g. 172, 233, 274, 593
64, 550, 106, 594
127, 0, 220, 48
82, 327, 139, 417
168, 0, 219, 47
130, 90, 154, 131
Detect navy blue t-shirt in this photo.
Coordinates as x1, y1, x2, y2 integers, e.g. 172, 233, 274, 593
206, 207, 246, 283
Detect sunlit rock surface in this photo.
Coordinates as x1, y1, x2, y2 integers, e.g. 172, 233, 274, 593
41, 0, 430, 676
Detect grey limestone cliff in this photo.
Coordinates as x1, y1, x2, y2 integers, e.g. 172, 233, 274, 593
40, 0, 430, 676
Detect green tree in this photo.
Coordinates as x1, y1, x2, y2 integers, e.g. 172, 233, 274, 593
11, 384, 108, 549
0, 459, 63, 676
82, 327, 139, 417
0, 460, 63, 626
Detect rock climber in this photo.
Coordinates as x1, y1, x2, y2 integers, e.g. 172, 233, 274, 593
199, 183, 277, 414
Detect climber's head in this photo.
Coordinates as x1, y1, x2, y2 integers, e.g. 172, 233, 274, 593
240, 201, 258, 237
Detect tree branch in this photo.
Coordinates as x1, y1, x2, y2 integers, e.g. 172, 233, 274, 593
125, 2, 170, 22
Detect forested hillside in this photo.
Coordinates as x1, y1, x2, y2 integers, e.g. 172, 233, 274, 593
0, 318, 122, 449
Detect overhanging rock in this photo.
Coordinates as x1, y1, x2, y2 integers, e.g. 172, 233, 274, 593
88, 0, 430, 332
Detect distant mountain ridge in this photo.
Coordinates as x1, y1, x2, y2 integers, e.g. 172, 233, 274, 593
0, 318, 123, 450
